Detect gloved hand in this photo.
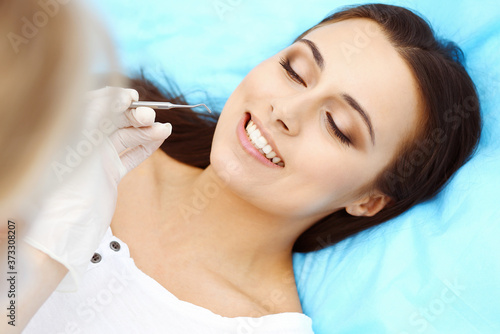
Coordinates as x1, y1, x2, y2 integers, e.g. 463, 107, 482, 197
23, 87, 172, 292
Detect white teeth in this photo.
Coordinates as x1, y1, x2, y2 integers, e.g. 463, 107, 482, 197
249, 129, 261, 141
247, 120, 257, 134
245, 119, 284, 167
255, 136, 267, 149
265, 151, 276, 159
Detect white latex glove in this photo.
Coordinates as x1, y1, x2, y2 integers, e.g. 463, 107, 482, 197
23, 87, 172, 292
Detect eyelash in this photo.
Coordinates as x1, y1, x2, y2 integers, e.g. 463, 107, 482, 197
326, 113, 351, 146
279, 56, 351, 147
279, 57, 307, 87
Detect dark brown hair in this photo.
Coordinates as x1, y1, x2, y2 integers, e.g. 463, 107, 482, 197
128, 3, 481, 252
129, 74, 219, 169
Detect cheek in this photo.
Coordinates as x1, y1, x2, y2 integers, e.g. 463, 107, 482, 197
210, 61, 274, 141
283, 138, 379, 216
236, 59, 282, 100
290, 155, 361, 215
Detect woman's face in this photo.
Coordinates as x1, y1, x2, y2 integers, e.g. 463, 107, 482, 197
211, 18, 421, 222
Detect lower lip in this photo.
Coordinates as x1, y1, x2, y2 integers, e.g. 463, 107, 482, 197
236, 113, 282, 169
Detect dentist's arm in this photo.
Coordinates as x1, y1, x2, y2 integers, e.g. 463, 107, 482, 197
15, 240, 69, 332
0, 87, 172, 333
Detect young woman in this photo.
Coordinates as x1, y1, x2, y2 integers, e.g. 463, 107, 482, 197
24, 4, 481, 333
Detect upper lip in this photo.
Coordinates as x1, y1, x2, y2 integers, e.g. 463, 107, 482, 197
247, 112, 284, 163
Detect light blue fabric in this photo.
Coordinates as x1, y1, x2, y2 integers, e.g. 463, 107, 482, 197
90, 1, 500, 333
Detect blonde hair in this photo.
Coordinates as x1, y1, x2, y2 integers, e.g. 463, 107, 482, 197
0, 0, 124, 214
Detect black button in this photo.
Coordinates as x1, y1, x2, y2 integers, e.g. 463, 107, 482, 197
91, 252, 102, 263
110, 241, 121, 252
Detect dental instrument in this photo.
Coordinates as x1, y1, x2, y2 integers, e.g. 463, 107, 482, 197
130, 101, 212, 113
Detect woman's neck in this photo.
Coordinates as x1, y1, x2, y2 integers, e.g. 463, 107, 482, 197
158, 159, 298, 281
148, 150, 303, 289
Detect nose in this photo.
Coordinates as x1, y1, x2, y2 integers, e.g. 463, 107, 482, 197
270, 105, 292, 133
269, 94, 316, 136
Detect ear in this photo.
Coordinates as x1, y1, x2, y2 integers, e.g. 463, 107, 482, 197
345, 191, 393, 217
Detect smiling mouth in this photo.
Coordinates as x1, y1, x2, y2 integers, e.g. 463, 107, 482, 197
244, 118, 285, 167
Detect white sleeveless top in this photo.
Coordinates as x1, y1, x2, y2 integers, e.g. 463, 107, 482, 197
24, 227, 314, 333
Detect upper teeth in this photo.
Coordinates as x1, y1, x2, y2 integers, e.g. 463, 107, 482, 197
246, 119, 284, 167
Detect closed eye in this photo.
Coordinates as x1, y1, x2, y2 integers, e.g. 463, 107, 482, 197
326, 113, 351, 146
279, 57, 307, 87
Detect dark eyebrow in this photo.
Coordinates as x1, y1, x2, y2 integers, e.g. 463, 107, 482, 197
341, 93, 375, 145
297, 39, 324, 71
